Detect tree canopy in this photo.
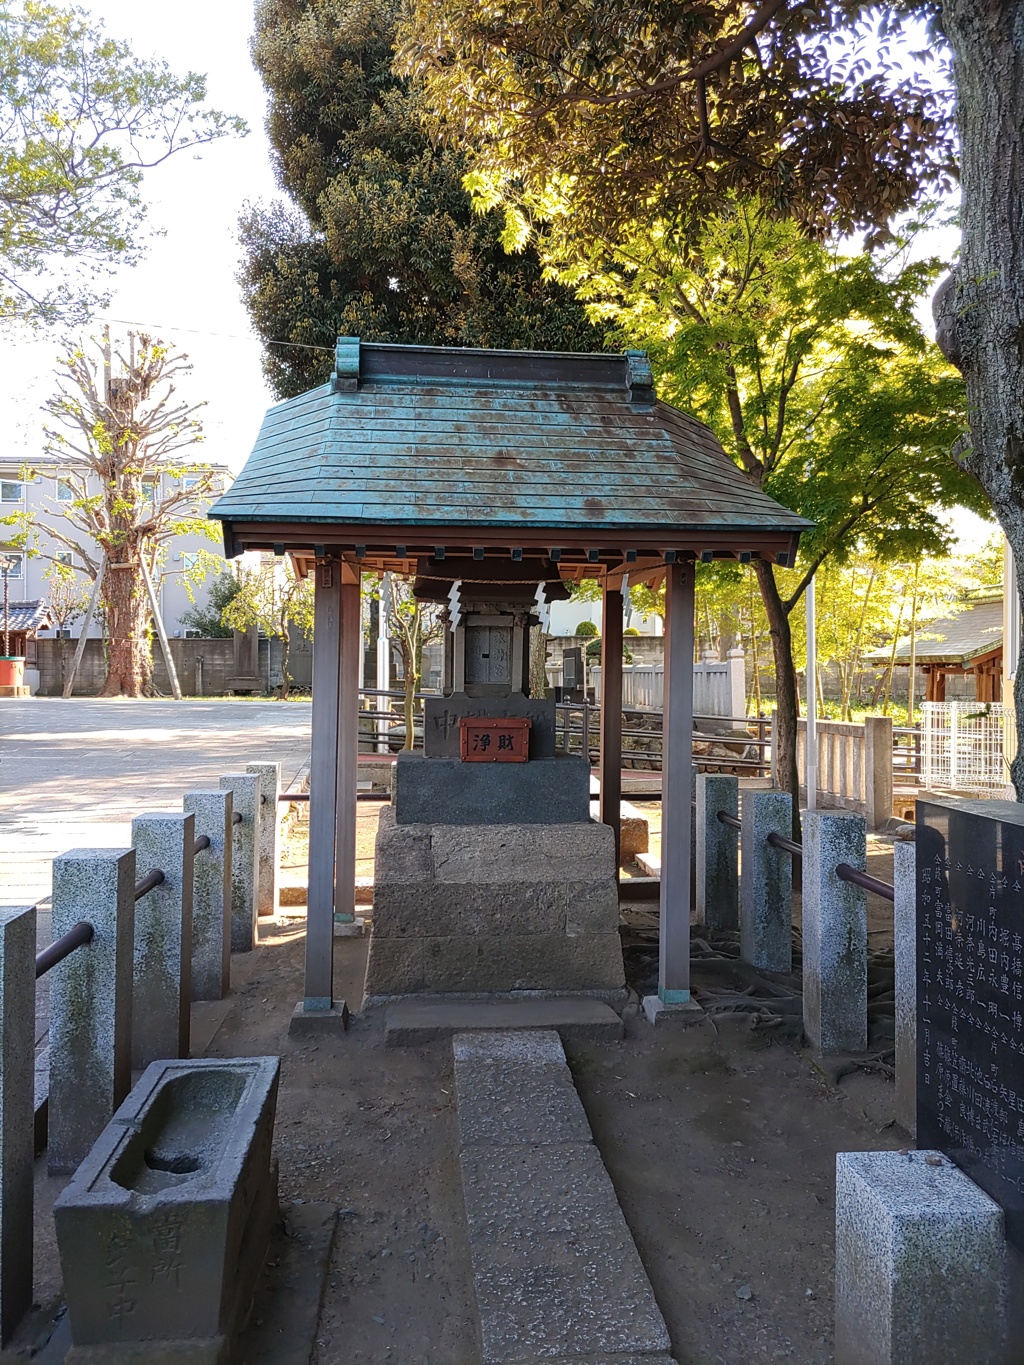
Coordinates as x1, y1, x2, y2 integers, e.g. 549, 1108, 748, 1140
239, 0, 602, 399
396, 1, 954, 247
0, 1, 245, 324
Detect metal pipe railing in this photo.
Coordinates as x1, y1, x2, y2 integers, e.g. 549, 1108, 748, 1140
836, 862, 895, 902
193, 834, 211, 854
35, 921, 94, 979
232, 811, 243, 825
766, 830, 803, 859
134, 868, 165, 901
716, 810, 742, 831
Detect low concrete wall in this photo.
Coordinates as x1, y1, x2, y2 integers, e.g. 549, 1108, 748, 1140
33, 636, 315, 696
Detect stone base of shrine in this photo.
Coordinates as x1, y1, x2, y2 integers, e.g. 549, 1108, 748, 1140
363, 808, 625, 1001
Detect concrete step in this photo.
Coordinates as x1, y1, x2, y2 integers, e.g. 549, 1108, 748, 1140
385, 997, 624, 1048
454, 1029, 677, 1365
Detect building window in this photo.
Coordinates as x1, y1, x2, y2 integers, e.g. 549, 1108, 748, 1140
1, 553, 23, 578
55, 550, 73, 566
184, 628, 202, 639
0, 481, 22, 502
182, 474, 203, 492
56, 479, 73, 502
143, 479, 159, 504
181, 551, 199, 572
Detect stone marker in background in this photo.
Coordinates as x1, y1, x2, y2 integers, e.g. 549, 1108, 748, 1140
801, 809, 867, 1055
916, 797, 1024, 1253
740, 790, 792, 972
835, 1149, 1006, 1365
49, 848, 134, 1176
696, 772, 739, 931
0, 907, 34, 1344
246, 761, 281, 918
220, 773, 260, 953
130, 812, 194, 1068
184, 789, 232, 1001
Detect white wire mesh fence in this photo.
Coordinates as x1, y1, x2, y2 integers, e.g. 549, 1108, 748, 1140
922, 701, 1010, 795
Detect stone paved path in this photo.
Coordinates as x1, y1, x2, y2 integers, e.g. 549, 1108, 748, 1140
0, 697, 311, 909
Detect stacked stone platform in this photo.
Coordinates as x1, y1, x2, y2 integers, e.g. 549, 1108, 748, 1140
364, 809, 625, 1004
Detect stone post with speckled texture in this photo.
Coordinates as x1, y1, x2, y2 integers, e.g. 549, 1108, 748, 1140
130, 812, 194, 1069
48, 848, 134, 1176
835, 1149, 1006, 1365
220, 773, 260, 953
740, 790, 792, 972
802, 810, 867, 1055
892, 838, 916, 1135
246, 761, 281, 919
0, 906, 35, 1343
696, 773, 738, 931
184, 789, 231, 1001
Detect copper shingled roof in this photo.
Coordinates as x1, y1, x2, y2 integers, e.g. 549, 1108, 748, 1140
210, 340, 809, 553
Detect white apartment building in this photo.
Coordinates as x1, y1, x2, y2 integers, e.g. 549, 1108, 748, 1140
0, 460, 233, 639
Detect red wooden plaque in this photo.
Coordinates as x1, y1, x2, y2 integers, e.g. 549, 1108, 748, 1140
459, 716, 532, 762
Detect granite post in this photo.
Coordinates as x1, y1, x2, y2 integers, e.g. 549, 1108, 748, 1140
130, 812, 194, 1069
49, 848, 134, 1176
184, 789, 232, 1002
835, 1149, 1007, 1365
802, 809, 867, 1055
0, 907, 34, 1344
740, 790, 792, 972
220, 773, 260, 953
696, 772, 739, 931
893, 838, 916, 1135
246, 761, 281, 918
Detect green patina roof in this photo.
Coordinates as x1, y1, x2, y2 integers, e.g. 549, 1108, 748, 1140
210, 340, 809, 539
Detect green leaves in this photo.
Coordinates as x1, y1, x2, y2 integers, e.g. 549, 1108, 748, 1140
0, 1, 246, 323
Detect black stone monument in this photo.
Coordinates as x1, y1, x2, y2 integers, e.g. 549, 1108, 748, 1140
916, 797, 1024, 1251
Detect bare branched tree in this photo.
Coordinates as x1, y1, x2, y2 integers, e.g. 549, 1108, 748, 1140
28, 327, 216, 695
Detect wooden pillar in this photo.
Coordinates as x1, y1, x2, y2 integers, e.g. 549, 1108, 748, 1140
659, 560, 695, 1003
600, 584, 623, 868
334, 570, 361, 924
304, 558, 342, 1010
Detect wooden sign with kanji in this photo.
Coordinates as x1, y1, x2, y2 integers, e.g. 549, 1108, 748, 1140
459, 716, 532, 762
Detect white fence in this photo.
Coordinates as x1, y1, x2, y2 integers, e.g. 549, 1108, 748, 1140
579, 648, 745, 718
921, 700, 1010, 795
792, 715, 893, 828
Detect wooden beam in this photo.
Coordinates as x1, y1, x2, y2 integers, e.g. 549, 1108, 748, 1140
304, 559, 342, 1009
334, 579, 361, 926
659, 559, 695, 1003
600, 584, 624, 869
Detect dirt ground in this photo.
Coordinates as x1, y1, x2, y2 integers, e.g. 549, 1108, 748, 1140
220, 926, 907, 1365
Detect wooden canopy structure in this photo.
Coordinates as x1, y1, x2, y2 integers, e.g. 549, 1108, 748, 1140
210, 339, 809, 1020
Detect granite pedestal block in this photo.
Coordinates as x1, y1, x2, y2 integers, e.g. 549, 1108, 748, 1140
835, 1149, 1007, 1365
424, 694, 557, 758
802, 809, 867, 1055
219, 774, 260, 953
55, 1056, 280, 1365
245, 761, 281, 918
893, 838, 916, 1135
696, 773, 739, 931
0, 907, 34, 1344
365, 808, 624, 1002
130, 812, 194, 1070
393, 751, 590, 825
739, 790, 792, 972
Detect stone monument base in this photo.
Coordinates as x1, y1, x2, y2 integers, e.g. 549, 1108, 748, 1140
364, 808, 625, 1002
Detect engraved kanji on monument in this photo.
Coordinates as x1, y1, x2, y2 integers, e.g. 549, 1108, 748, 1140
916, 797, 1024, 1250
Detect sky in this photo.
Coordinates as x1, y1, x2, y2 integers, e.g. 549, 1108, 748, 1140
0, 0, 279, 474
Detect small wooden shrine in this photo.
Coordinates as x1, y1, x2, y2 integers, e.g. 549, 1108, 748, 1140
210, 339, 808, 1026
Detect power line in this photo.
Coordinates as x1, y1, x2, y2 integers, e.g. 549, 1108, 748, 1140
96, 316, 334, 353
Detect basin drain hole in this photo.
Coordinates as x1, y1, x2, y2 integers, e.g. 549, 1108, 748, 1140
144, 1149, 201, 1174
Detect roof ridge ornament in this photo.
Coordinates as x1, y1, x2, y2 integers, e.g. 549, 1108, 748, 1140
332, 336, 361, 393
626, 350, 654, 404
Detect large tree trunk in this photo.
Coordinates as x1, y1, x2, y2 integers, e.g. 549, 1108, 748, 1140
938, 1, 1024, 795
99, 558, 151, 697
755, 559, 802, 838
